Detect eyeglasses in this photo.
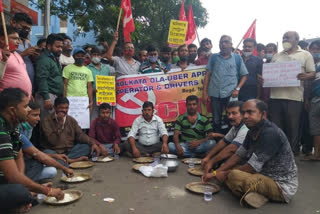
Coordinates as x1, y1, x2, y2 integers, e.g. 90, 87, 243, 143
63, 41, 72, 45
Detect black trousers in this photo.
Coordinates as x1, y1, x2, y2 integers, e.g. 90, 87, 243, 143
268, 99, 303, 153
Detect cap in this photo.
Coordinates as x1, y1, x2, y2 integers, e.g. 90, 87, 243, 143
73, 48, 86, 55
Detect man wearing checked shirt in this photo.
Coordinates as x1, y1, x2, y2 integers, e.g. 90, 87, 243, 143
125, 101, 168, 158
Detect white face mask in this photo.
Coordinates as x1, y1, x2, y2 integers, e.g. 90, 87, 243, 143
91, 57, 101, 64
282, 42, 292, 51
243, 51, 253, 57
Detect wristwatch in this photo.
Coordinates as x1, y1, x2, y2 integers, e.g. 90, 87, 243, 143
235, 87, 240, 91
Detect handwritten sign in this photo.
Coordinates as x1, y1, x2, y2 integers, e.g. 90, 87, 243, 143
262, 61, 301, 87
167, 19, 188, 47
96, 75, 116, 106
67, 97, 90, 129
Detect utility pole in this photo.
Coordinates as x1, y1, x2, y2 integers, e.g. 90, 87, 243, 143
44, 0, 51, 37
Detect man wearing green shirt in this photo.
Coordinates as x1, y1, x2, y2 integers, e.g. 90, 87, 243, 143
63, 48, 94, 112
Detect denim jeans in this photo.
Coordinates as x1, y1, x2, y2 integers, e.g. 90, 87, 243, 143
168, 140, 216, 157
25, 157, 57, 182
0, 184, 34, 211
210, 96, 230, 133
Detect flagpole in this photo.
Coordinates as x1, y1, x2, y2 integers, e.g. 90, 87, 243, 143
116, 8, 123, 32
0, 12, 8, 47
234, 19, 256, 52
195, 26, 201, 45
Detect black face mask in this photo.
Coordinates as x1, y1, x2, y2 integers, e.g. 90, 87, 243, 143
179, 56, 188, 62
18, 29, 29, 39
188, 53, 197, 63
161, 56, 170, 63
74, 58, 84, 65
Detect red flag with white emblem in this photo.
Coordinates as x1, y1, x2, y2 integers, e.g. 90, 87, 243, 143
121, 0, 135, 42
179, 0, 187, 21
185, 5, 196, 45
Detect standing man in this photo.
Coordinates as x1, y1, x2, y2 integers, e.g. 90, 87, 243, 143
165, 95, 221, 157
138, 49, 148, 63
188, 44, 198, 64
202, 99, 298, 208
239, 38, 263, 101
203, 35, 248, 133
139, 45, 166, 74
268, 31, 315, 154
125, 101, 168, 157
160, 46, 172, 71
171, 44, 194, 71
58, 33, 74, 69
106, 31, 140, 77
0, 88, 64, 213
35, 33, 64, 120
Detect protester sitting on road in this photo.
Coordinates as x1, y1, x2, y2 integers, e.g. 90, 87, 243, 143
0, 88, 64, 213
187, 43, 198, 64
40, 97, 104, 164
165, 95, 221, 157
125, 101, 168, 157
20, 101, 74, 182
106, 31, 140, 77
201, 101, 248, 172
202, 99, 298, 209
89, 103, 122, 156
63, 48, 94, 112
139, 45, 166, 73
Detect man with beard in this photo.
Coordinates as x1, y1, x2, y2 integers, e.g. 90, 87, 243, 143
35, 34, 64, 120
0, 26, 32, 98
58, 33, 74, 69
239, 38, 263, 101
188, 44, 198, 64
203, 35, 248, 133
160, 46, 172, 71
139, 45, 166, 73
40, 97, 103, 163
0, 88, 64, 213
125, 101, 168, 157
165, 95, 220, 157
106, 31, 140, 77
202, 99, 298, 209
171, 44, 195, 71
201, 101, 248, 173
11, 13, 39, 90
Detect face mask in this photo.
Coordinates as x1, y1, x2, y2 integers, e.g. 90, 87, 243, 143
148, 56, 158, 63
312, 53, 320, 61
179, 56, 188, 62
188, 53, 197, 62
74, 58, 84, 65
243, 51, 253, 57
282, 42, 292, 51
161, 56, 170, 63
172, 56, 180, 64
18, 29, 29, 39
265, 53, 273, 60
124, 49, 134, 57
91, 57, 101, 64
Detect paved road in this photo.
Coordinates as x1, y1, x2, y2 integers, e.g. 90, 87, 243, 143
30, 157, 320, 214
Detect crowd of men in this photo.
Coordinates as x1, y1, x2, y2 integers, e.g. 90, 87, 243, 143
0, 12, 319, 213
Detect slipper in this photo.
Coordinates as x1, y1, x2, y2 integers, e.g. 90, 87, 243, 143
301, 156, 320, 161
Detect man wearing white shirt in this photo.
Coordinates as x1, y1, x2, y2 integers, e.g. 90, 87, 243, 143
125, 101, 168, 158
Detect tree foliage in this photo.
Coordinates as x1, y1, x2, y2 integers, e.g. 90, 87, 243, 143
30, 0, 208, 49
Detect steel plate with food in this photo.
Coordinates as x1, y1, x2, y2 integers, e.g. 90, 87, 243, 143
44, 189, 83, 205
132, 157, 154, 163
61, 173, 92, 183
185, 182, 220, 194
69, 161, 94, 169
96, 156, 114, 162
187, 167, 204, 176
181, 158, 202, 165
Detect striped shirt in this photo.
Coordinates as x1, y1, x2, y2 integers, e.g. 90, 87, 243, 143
174, 113, 213, 142
0, 115, 22, 183
139, 61, 165, 74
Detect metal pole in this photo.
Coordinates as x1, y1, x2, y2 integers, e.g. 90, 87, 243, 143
44, 0, 51, 37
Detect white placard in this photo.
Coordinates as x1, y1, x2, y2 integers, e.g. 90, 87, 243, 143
262, 61, 301, 87
67, 97, 90, 129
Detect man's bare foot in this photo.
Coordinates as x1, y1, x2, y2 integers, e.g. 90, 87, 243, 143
68, 156, 89, 163
19, 203, 32, 213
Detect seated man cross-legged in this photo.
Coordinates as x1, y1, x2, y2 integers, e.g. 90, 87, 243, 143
201, 101, 248, 173
165, 95, 222, 157
202, 99, 298, 208
125, 101, 168, 158
20, 101, 74, 182
40, 97, 103, 164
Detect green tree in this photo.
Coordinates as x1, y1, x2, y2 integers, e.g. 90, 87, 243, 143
30, 0, 208, 50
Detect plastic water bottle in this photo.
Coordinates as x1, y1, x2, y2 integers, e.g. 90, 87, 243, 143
204, 186, 213, 201
114, 153, 119, 160
188, 158, 195, 168
37, 194, 46, 204
91, 152, 98, 162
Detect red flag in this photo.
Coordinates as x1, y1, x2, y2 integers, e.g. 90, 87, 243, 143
121, 0, 135, 42
0, 1, 3, 12
242, 19, 256, 39
185, 5, 196, 45
179, 0, 187, 21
